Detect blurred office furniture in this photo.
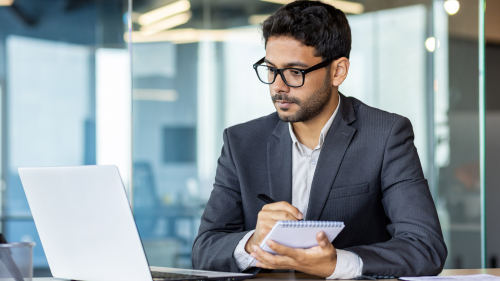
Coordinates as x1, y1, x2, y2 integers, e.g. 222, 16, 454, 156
133, 162, 201, 268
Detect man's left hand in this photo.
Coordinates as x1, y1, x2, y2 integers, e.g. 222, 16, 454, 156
250, 231, 337, 278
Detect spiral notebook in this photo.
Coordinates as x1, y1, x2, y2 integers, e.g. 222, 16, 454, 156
247, 220, 345, 267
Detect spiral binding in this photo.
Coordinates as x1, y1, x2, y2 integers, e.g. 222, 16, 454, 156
279, 221, 344, 228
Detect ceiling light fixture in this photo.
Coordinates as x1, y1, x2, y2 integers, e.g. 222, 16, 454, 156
138, 0, 191, 26
133, 89, 178, 102
248, 14, 271, 25
126, 28, 262, 44
322, 0, 364, 14
140, 11, 192, 36
131, 12, 141, 23
0, 0, 14, 6
425, 37, 436, 52
444, 0, 460, 15
261, 0, 290, 4
261, 0, 364, 14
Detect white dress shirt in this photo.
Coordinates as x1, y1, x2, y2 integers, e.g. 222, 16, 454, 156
233, 96, 363, 279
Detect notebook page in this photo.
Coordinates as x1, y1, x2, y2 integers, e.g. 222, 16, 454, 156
247, 221, 344, 267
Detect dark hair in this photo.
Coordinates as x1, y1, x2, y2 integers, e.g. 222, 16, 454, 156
262, 0, 352, 60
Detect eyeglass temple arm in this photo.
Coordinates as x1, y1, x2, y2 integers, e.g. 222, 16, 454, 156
302, 58, 335, 74
254, 57, 266, 66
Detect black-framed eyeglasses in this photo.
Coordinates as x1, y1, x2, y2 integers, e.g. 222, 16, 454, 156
253, 57, 334, 88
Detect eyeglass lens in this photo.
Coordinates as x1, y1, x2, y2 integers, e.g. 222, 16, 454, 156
255, 65, 303, 87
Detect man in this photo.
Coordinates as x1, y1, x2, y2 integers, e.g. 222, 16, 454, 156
192, 0, 447, 279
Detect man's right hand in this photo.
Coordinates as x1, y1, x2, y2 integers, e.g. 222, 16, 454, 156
245, 201, 303, 254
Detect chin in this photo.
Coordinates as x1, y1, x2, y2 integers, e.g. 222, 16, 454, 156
275, 105, 298, 122
277, 112, 295, 122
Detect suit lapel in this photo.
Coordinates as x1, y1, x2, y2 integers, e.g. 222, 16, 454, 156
267, 120, 293, 204
306, 94, 357, 220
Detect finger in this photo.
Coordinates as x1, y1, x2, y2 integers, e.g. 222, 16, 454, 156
266, 210, 301, 221
258, 210, 291, 226
256, 214, 276, 230
254, 259, 285, 270
316, 231, 331, 248
269, 202, 303, 220
266, 240, 300, 260
252, 244, 296, 268
256, 212, 278, 233
254, 254, 294, 270
258, 211, 296, 229
263, 202, 303, 220
256, 216, 278, 235
250, 246, 277, 267
255, 261, 273, 269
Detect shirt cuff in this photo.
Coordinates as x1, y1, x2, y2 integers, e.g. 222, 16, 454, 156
327, 249, 363, 279
232, 230, 255, 271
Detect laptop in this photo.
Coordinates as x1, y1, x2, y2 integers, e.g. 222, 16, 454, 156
18, 165, 253, 281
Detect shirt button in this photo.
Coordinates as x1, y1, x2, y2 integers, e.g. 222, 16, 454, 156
311, 160, 316, 165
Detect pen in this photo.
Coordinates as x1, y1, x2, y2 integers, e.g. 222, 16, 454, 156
257, 194, 303, 220
257, 194, 276, 204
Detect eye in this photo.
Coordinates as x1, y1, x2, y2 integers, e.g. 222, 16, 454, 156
290, 69, 302, 76
268, 67, 277, 72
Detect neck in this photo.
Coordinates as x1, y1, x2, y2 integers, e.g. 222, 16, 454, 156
292, 91, 339, 150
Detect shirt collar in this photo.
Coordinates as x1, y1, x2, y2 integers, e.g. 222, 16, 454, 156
288, 94, 341, 155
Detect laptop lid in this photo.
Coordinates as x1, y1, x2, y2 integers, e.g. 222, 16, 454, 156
19, 166, 253, 281
19, 165, 153, 281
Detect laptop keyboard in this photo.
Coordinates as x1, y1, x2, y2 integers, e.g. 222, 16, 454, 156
151, 271, 209, 281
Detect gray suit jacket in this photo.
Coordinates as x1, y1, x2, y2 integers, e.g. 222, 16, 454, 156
192, 94, 447, 278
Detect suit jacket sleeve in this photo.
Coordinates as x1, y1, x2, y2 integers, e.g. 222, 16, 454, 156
346, 116, 447, 278
191, 129, 259, 274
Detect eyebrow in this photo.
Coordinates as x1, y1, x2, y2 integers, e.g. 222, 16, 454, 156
264, 58, 310, 68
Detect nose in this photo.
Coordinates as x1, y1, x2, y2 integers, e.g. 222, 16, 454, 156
272, 72, 290, 93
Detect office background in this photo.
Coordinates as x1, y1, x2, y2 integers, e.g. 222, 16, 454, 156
0, 0, 499, 277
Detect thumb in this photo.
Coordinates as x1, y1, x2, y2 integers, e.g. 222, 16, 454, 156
317, 231, 330, 248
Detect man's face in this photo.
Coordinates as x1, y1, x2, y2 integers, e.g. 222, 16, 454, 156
265, 36, 333, 123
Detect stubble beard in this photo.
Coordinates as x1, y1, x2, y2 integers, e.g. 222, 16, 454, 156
272, 74, 333, 123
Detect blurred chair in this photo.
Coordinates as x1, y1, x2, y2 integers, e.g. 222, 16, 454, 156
133, 162, 161, 238
132, 162, 199, 268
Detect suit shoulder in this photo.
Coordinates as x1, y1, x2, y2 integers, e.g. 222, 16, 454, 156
346, 96, 411, 131
225, 112, 280, 140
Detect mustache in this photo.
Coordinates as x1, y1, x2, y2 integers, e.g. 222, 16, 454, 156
272, 93, 301, 105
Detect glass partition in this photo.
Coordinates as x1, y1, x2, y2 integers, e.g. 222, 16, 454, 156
130, 0, 485, 270
0, 0, 486, 275
0, 0, 129, 275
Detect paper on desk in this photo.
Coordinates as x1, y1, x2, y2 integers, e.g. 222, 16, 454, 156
400, 274, 500, 280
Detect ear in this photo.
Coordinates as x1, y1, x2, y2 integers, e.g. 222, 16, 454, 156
331, 57, 350, 87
